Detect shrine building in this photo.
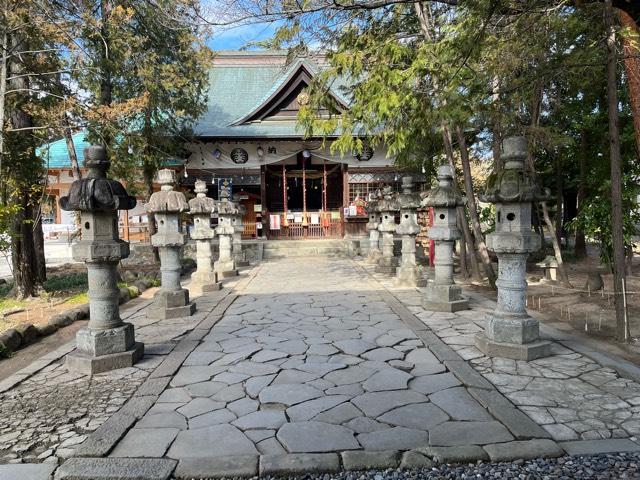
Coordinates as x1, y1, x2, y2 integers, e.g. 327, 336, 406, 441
184, 50, 407, 240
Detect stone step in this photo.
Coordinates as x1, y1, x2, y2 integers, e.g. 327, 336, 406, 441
263, 247, 346, 259
262, 240, 347, 258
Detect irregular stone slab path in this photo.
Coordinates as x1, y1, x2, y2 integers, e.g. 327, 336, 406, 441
5, 256, 640, 479
93, 257, 551, 478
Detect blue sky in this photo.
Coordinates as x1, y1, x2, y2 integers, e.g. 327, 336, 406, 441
207, 21, 280, 51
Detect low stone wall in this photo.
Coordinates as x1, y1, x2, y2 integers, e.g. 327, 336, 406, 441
124, 241, 263, 266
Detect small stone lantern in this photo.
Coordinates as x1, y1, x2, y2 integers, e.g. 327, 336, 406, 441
215, 198, 239, 278
146, 169, 196, 319
365, 191, 382, 263
475, 136, 550, 360
188, 180, 221, 295
422, 165, 469, 311
375, 186, 401, 275
395, 177, 426, 287
231, 195, 249, 267
60, 145, 143, 374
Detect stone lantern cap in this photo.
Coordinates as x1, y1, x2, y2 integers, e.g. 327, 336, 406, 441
146, 169, 189, 214
480, 137, 549, 204
376, 186, 401, 213
422, 165, 465, 208
397, 176, 422, 210
217, 198, 239, 215
189, 179, 215, 214
60, 145, 136, 212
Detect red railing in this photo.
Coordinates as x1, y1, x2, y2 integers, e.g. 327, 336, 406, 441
266, 211, 343, 239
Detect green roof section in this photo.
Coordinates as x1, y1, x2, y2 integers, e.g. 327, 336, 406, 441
37, 131, 90, 169
194, 52, 351, 138
38, 129, 183, 170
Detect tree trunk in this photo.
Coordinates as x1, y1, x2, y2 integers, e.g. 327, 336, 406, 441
11, 199, 38, 299
0, 26, 7, 197
458, 218, 469, 279
8, 30, 44, 298
541, 201, 572, 287
620, 11, 640, 156
455, 125, 497, 287
99, 0, 112, 155
554, 156, 564, 244
32, 210, 46, 285
605, 0, 629, 342
575, 129, 588, 258
63, 115, 81, 180
441, 125, 482, 282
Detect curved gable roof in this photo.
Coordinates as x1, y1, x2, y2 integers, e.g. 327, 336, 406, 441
194, 52, 350, 138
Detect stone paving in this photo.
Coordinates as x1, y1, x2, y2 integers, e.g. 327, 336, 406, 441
0, 276, 242, 467
375, 265, 640, 445
3, 256, 640, 479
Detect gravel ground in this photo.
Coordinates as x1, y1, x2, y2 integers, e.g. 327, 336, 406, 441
250, 453, 640, 480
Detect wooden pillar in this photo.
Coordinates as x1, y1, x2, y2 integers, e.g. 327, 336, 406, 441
302, 157, 308, 228
282, 162, 288, 227
341, 164, 349, 237
260, 165, 266, 238
123, 210, 130, 242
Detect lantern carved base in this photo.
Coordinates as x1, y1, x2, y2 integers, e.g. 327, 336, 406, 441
190, 271, 222, 296
395, 266, 427, 288
148, 289, 196, 320
67, 324, 144, 375
475, 332, 550, 361
423, 283, 468, 312
215, 261, 239, 278
366, 248, 382, 264
375, 259, 398, 275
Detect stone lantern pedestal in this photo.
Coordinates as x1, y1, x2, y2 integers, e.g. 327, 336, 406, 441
422, 165, 469, 312
475, 137, 550, 360
375, 187, 400, 275
365, 196, 382, 264
147, 170, 196, 320
189, 180, 221, 295
215, 199, 239, 278
231, 197, 249, 267
60, 145, 143, 374
396, 177, 426, 287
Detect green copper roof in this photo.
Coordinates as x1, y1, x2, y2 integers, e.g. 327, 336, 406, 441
38, 130, 182, 170
37, 131, 90, 169
194, 54, 350, 138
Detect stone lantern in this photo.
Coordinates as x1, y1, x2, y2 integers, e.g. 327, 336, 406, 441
188, 180, 221, 295
146, 169, 196, 319
395, 177, 426, 287
375, 186, 401, 275
215, 198, 239, 278
365, 192, 382, 263
59, 145, 143, 374
422, 165, 468, 311
231, 195, 249, 267
475, 136, 550, 360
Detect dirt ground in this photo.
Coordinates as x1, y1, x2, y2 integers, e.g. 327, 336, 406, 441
0, 262, 159, 335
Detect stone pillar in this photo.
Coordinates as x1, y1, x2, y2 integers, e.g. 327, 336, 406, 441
146, 169, 196, 319
395, 177, 426, 287
375, 186, 400, 275
365, 195, 382, 264
475, 136, 551, 360
188, 180, 221, 295
231, 196, 249, 267
421, 165, 469, 311
59, 145, 143, 374
215, 198, 239, 278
